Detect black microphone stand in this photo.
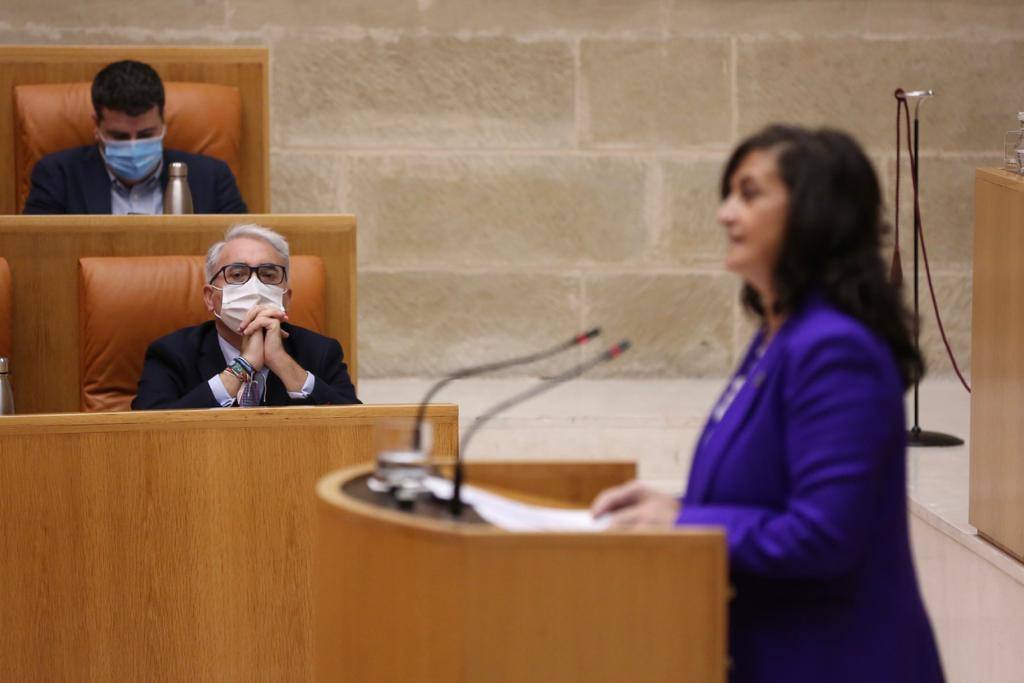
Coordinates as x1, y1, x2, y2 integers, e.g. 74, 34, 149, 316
903, 89, 963, 447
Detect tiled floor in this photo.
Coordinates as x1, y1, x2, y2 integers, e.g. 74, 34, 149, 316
904, 379, 972, 533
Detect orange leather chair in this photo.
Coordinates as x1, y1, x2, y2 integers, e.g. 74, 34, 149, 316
13, 81, 242, 213
78, 255, 326, 412
0, 257, 11, 360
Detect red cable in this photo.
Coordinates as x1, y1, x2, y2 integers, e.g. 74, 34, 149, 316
895, 93, 971, 393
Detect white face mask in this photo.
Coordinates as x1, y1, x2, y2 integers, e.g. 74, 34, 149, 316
212, 276, 285, 333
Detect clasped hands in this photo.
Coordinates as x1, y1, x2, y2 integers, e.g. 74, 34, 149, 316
591, 480, 681, 530
236, 304, 307, 392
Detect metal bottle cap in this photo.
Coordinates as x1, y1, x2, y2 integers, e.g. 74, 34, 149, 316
168, 161, 188, 177
0, 357, 8, 373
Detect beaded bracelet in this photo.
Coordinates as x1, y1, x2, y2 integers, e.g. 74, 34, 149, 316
226, 357, 253, 383
234, 356, 255, 375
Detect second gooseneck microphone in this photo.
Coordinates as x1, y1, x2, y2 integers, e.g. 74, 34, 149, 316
449, 339, 632, 517
411, 328, 602, 452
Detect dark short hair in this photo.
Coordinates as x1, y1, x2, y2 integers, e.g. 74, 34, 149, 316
91, 60, 165, 121
721, 124, 923, 387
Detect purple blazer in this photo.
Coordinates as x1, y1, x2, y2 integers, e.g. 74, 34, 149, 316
678, 295, 944, 683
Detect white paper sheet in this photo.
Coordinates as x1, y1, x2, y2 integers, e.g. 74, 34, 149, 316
424, 476, 610, 532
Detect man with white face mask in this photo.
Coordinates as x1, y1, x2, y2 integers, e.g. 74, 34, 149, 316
132, 224, 359, 409
23, 59, 247, 215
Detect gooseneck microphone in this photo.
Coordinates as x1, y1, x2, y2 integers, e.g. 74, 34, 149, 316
411, 328, 601, 452
449, 339, 632, 517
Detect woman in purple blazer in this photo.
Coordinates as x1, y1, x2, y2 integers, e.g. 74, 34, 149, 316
593, 125, 944, 682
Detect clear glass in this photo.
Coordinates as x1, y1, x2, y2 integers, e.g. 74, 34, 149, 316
367, 418, 432, 494
1003, 114, 1024, 175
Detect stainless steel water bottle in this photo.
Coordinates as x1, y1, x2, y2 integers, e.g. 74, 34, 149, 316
163, 161, 194, 214
0, 357, 14, 415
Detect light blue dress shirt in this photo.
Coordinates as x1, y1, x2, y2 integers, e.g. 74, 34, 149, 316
108, 160, 163, 215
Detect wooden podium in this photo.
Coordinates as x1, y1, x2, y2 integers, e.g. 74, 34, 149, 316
971, 168, 1024, 561
315, 463, 728, 683
0, 404, 457, 681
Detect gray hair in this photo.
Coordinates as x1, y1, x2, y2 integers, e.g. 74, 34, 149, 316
204, 223, 291, 282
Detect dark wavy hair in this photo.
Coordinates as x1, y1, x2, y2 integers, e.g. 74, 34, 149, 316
721, 124, 923, 387
92, 60, 165, 121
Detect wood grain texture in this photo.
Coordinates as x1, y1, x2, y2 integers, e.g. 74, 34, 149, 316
0, 213, 356, 414
316, 464, 728, 683
0, 404, 458, 682
0, 256, 10, 359
0, 45, 269, 214
970, 168, 1024, 562
459, 459, 636, 507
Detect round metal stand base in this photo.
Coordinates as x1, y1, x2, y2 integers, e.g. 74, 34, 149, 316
907, 427, 964, 447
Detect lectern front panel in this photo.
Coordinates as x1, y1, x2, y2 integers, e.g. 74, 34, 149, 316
315, 463, 728, 683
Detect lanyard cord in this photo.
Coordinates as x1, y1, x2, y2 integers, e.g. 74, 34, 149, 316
893, 89, 971, 393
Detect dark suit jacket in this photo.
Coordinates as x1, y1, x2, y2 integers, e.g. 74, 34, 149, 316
23, 145, 247, 214
677, 294, 944, 683
131, 321, 359, 410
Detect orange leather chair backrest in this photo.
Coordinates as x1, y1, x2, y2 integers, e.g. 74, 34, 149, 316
0, 257, 11, 360
79, 254, 326, 413
14, 81, 242, 213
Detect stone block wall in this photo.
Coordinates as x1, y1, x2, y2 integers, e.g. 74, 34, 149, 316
5, 1, 1020, 379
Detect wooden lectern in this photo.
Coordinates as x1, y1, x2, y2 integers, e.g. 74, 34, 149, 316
315, 463, 728, 683
971, 167, 1024, 561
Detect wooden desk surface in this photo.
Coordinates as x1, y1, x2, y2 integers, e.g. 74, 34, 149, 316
0, 404, 457, 682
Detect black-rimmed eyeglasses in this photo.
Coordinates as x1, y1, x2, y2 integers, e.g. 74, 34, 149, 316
209, 263, 288, 286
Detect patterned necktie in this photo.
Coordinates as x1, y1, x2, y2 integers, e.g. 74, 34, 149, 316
238, 372, 264, 407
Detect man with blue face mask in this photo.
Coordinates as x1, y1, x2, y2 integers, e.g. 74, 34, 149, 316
132, 224, 359, 409
23, 60, 247, 215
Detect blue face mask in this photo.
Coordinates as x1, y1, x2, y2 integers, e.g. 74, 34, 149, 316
100, 131, 164, 182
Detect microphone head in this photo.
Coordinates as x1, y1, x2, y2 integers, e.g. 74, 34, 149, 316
605, 339, 632, 359
576, 327, 602, 344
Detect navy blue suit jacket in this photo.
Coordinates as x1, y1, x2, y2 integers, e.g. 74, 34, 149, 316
678, 295, 943, 683
131, 321, 359, 410
23, 145, 247, 214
